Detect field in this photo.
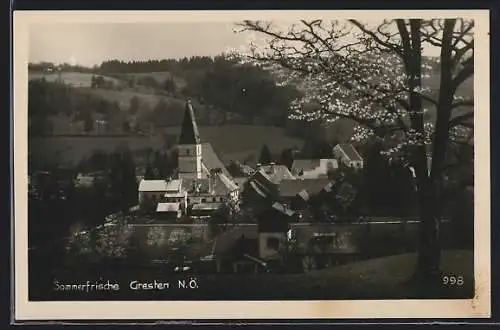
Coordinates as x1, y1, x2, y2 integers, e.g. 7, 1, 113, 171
29, 125, 305, 167
83, 87, 177, 110
29, 71, 122, 88
161, 125, 305, 164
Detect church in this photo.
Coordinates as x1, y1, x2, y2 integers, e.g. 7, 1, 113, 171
138, 99, 239, 218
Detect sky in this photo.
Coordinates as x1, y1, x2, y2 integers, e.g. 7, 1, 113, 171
29, 21, 441, 67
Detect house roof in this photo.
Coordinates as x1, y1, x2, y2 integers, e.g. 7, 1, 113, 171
335, 144, 363, 162
257, 165, 295, 184
218, 173, 239, 192
292, 159, 321, 172
249, 180, 270, 199
323, 181, 336, 193
271, 202, 296, 217
156, 202, 180, 212
278, 179, 332, 198
178, 99, 201, 145
165, 179, 182, 192
138, 179, 167, 192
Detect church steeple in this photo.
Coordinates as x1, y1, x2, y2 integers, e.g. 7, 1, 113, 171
177, 99, 203, 179
179, 99, 201, 145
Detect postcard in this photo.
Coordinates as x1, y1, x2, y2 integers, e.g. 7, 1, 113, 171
12, 9, 490, 321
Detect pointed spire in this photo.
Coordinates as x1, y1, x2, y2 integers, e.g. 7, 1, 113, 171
179, 98, 201, 145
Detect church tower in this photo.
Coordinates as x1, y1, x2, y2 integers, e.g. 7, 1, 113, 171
178, 99, 203, 179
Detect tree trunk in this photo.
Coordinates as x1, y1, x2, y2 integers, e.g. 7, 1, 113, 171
414, 178, 442, 283
404, 19, 443, 283
412, 19, 457, 284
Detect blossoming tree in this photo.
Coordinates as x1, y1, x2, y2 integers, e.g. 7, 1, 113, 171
232, 18, 474, 283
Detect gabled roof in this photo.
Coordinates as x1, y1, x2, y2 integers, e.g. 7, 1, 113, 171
165, 179, 182, 192
257, 165, 295, 184
278, 178, 332, 198
156, 202, 180, 212
335, 144, 363, 162
138, 179, 167, 192
271, 202, 296, 217
179, 99, 201, 145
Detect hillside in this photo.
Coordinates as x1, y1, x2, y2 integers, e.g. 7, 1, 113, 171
29, 125, 305, 168
29, 71, 121, 88
28, 53, 474, 171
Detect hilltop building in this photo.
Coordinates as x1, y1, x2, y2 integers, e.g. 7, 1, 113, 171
138, 100, 239, 217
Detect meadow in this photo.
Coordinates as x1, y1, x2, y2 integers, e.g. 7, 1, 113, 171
29, 125, 305, 168
28, 71, 122, 88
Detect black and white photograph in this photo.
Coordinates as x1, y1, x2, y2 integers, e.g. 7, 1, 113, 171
13, 10, 490, 320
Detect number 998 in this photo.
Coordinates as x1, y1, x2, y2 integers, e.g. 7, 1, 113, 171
442, 275, 464, 286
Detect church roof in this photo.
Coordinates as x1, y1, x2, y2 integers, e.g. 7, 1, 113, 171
201, 143, 232, 179
179, 99, 201, 145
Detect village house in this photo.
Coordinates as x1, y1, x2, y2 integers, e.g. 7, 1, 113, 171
211, 200, 296, 274
241, 161, 338, 216
333, 143, 364, 169
244, 163, 295, 199
277, 178, 332, 211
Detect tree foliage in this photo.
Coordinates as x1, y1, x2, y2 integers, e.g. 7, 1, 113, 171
259, 144, 273, 165
234, 18, 474, 281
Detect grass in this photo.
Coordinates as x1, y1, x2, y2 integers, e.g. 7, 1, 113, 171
29, 71, 122, 88
29, 249, 474, 301
29, 125, 305, 167
161, 125, 305, 164
83, 87, 176, 110
194, 250, 474, 300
